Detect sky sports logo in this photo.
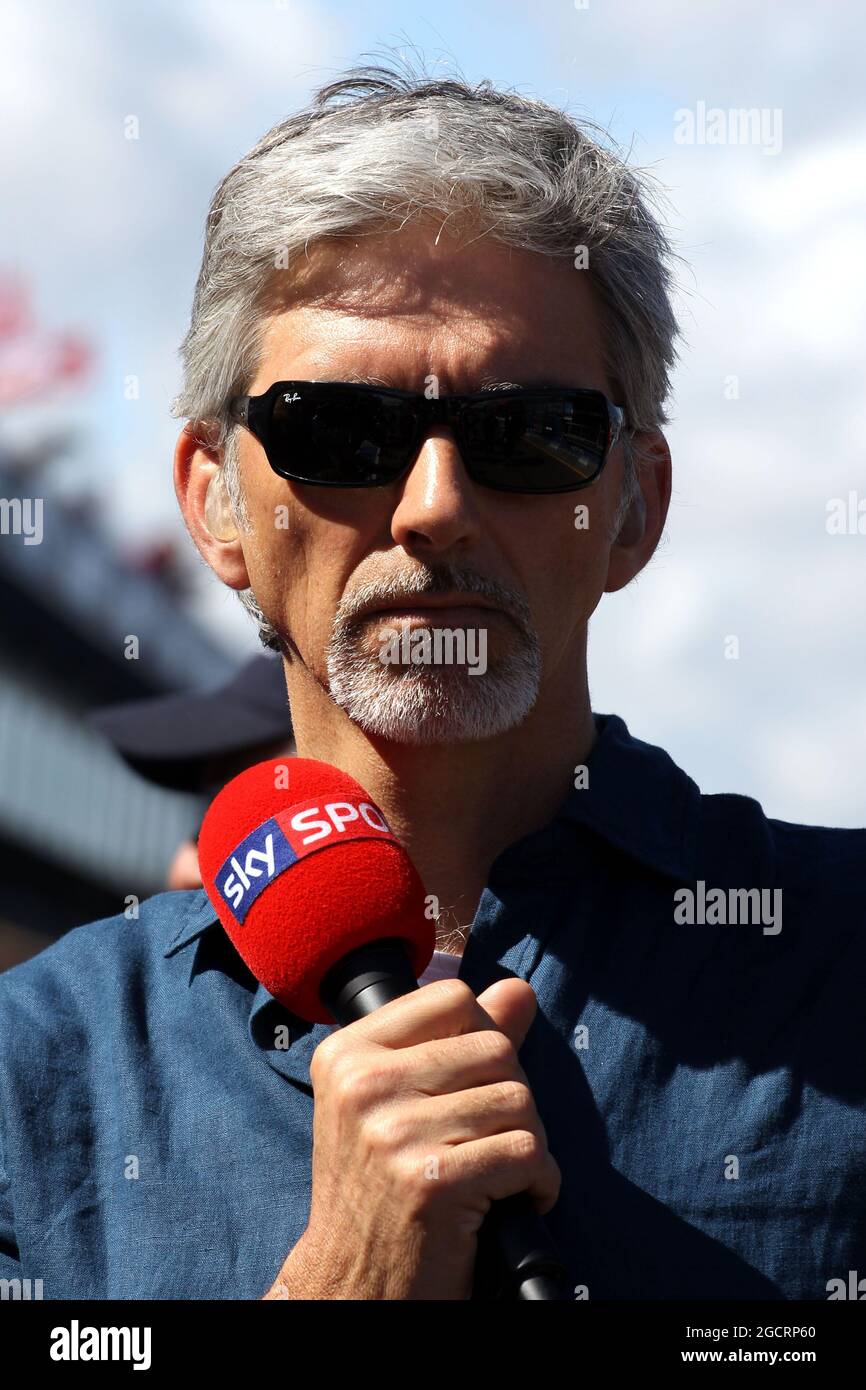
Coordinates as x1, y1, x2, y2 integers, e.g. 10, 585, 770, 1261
217, 797, 396, 923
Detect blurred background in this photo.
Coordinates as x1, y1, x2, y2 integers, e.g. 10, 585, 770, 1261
1, 0, 863, 968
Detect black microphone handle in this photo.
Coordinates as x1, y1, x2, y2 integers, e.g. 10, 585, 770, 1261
320, 938, 572, 1301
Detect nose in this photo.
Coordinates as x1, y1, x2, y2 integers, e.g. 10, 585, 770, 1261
389, 428, 484, 557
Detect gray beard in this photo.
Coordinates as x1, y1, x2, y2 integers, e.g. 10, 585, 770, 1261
326, 633, 541, 744
323, 565, 542, 745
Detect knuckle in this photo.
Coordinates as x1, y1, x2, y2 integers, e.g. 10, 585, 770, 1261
392, 1149, 443, 1211
309, 1032, 340, 1080
496, 1078, 533, 1114
318, 1048, 373, 1108
431, 976, 476, 1010
329, 1060, 362, 1110
362, 1108, 409, 1156
476, 1028, 516, 1068
508, 1129, 543, 1164
334, 1057, 392, 1110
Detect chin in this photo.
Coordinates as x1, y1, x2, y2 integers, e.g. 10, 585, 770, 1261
327, 665, 540, 745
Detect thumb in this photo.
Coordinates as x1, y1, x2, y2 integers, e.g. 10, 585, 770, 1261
475, 976, 538, 1053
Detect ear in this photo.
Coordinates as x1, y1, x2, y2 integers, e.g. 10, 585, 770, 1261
173, 423, 251, 591
604, 429, 671, 594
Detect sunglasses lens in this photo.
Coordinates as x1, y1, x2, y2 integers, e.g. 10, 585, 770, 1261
461, 392, 610, 492
268, 387, 415, 485
260, 385, 613, 492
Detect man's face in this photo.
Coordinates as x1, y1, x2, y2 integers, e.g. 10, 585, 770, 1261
200, 224, 651, 744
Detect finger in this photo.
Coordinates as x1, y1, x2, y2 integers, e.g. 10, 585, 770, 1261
342, 976, 509, 1049
418, 1080, 549, 1149
389, 1027, 532, 1098
475, 977, 538, 1052
434, 1130, 562, 1215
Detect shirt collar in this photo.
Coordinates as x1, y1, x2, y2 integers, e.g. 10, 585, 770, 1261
556, 711, 700, 882
163, 711, 699, 965
163, 887, 224, 958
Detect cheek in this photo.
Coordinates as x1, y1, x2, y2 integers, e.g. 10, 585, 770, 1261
521, 502, 612, 641
568, 492, 616, 585
240, 510, 293, 603
238, 492, 375, 650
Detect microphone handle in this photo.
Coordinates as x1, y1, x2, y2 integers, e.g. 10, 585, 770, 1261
320, 939, 573, 1301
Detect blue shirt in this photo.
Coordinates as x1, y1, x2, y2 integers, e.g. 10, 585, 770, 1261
1, 712, 864, 1300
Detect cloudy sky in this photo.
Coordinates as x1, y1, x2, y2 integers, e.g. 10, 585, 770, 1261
1, 0, 864, 827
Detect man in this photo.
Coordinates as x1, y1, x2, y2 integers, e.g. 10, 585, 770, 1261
1, 61, 863, 1302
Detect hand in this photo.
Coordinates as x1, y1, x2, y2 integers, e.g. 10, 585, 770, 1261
264, 976, 560, 1300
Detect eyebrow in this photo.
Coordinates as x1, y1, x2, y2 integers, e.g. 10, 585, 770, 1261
339, 373, 558, 392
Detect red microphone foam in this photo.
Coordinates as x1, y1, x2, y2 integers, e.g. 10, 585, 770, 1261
198, 757, 434, 1023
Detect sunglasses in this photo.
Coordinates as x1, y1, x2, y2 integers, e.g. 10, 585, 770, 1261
228, 381, 625, 494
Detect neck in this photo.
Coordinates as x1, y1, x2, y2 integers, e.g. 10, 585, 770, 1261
282, 637, 596, 954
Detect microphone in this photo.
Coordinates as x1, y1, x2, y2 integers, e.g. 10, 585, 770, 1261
199, 756, 572, 1300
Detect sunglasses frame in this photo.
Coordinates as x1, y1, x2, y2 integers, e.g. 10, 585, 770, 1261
228, 380, 626, 494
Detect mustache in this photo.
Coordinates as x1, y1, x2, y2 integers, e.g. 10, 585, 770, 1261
335, 563, 534, 635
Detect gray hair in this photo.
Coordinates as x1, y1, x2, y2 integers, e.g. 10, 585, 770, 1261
172, 53, 681, 649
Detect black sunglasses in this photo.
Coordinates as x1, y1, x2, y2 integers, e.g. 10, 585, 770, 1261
228, 381, 625, 494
